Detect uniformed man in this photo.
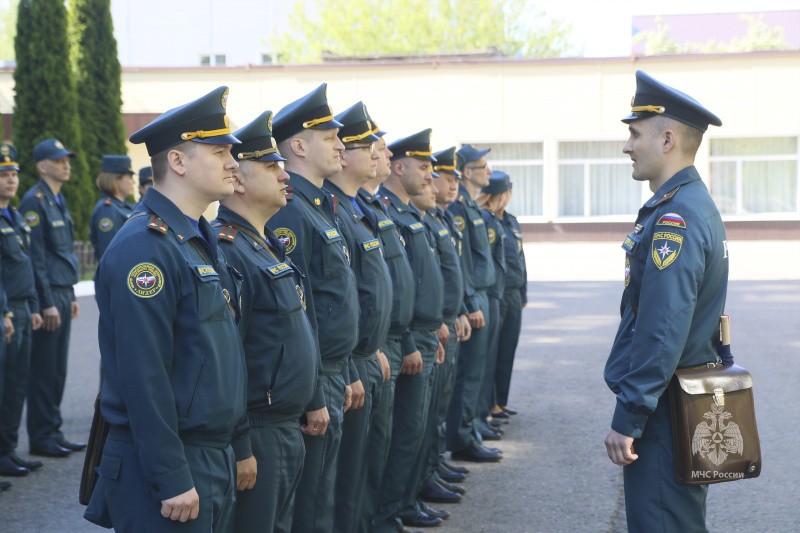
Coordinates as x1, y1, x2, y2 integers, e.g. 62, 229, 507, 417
212, 110, 319, 533
20, 138, 82, 458
475, 177, 507, 440
89, 155, 136, 265
84, 86, 251, 532
267, 83, 360, 533
138, 166, 153, 200
375, 129, 445, 532
326, 102, 393, 533
603, 70, 728, 532
445, 144, 501, 462
486, 171, 527, 420
354, 117, 417, 533
0, 143, 44, 479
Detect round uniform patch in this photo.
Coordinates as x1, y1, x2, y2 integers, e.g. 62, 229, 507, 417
128, 263, 164, 298
99, 217, 114, 232
221, 88, 229, 109
624, 256, 631, 287
452, 216, 465, 230
55, 141, 65, 149
487, 228, 496, 244
24, 211, 39, 227
0, 145, 8, 155
274, 227, 297, 254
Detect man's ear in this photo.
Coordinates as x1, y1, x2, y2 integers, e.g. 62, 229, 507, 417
392, 159, 404, 175
230, 170, 247, 194
290, 137, 306, 158
36, 161, 47, 176
167, 148, 188, 176
662, 128, 676, 155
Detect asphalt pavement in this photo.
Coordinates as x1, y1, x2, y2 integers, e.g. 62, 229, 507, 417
0, 245, 798, 531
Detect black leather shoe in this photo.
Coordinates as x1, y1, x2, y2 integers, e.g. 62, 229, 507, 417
0, 458, 29, 477
401, 512, 443, 528
30, 442, 71, 458
437, 479, 465, 495
437, 464, 467, 483
10, 454, 43, 470
502, 406, 518, 415
419, 480, 462, 503
421, 503, 451, 520
442, 461, 469, 475
0, 480, 11, 491
480, 444, 503, 454
487, 424, 505, 435
56, 439, 87, 452
480, 428, 502, 441
491, 410, 510, 419
450, 443, 502, 463
488, 418, 508, 428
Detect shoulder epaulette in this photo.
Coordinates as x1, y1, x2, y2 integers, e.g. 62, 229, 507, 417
103, 198, 112, 206
34, 189, 45, 200
457, 194, 466, 204
217, 225, 238, 242
285, 184, 293, 201
332, 193, 338, 214
655, 185, 682, 206
146, 214, 168, 234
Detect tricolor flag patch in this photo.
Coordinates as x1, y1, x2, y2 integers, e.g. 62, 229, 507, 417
656, 213, 686, 229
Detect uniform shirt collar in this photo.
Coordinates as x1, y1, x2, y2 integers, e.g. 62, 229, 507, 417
216, 204, 286, 259
646, 165, 702, 207
458, 183, 476, 206
37, 179, 63, 204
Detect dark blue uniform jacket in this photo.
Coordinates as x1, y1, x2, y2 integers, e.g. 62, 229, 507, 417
499, 212, 528, 304
90, 193, 135, 262
0, 206, 38, 313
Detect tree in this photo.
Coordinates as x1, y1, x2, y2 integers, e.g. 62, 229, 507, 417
272, 0, 577, 64
13, 0, 93, 238
0, 0, 19, 62
70, 0, 127, 184
634, 14, 791, 56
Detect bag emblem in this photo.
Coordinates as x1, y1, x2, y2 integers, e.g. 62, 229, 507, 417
691, 401, 744, 467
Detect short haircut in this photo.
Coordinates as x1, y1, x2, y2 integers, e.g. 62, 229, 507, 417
150, 141, 197, 183
651, 115, 703, 158
96, 172, 126, 195
277, 130, 314, 161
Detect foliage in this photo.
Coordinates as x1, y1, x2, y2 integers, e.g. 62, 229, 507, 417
70, 0, 127, 184
633, 15, 791, 56
272, 0, 577, 63
0, 0, 19, 62
13, 0, 92, 238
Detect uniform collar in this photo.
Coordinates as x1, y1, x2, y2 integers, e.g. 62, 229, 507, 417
286, 171, 334, 215
216, 205, 286, 259
141, 188, 217, 252
646, 165, 701, 208
458, 183, 476, 206
324, 180, 364, 221
377, 185, 420, 216
36, 179, 63, 204
102, 192, 133, 209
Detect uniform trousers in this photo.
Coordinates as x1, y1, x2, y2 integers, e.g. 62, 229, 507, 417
446, 289, 490, 452
234, 422, 305, 533
333, 354, 383, 533
290, 372, 346, 533
494, 289, 522, 407
97, 436, 236, 532
478, 295, 503, 427
375, 330, 438, 531
27, 286, 73, 448
624, 393, 708, 533
0, 301, 32, 459
421, 319, 459, 488
358, 339, 403, 533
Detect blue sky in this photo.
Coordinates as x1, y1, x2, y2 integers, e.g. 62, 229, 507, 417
533, 0, 798, 57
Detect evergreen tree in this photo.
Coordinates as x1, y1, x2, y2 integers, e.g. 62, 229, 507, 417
71, 0, 127, 185
13, 0, 92, 238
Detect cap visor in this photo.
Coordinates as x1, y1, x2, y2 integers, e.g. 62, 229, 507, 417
253, 153, 287, 162
192, 134, 242, 145
313, 119, 344, 130
431, 171, 440, 178
375, 129, 388, 137
0, 164, 20, 171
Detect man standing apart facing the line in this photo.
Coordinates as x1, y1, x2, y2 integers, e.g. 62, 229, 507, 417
604, 70, 728, 532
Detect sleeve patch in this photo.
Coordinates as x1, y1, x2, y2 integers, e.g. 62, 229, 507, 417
99, 217, 114, 232
651, 232, 683, 270
24, 211, 39, 227
487, 228, 496, 243
656, 213, 686, 229
128, 263, 164, 298
274, 227, 297, 254
452, 216, 465, 230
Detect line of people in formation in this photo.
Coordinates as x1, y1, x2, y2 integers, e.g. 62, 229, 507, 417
0, 81, 528, 532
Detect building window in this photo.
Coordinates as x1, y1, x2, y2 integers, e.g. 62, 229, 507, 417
200, 55, 211, 66
215, 54, 226, 66
471, 143, 544, 217
557, 140, 641, 217
709, 137, 799, 215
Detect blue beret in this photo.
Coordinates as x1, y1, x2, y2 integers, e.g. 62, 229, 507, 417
336, 102, 380, 144
232, 110, 286, 163
101, 155, 134, 174
0, 143, 20, 171
272, 83, 343, 143
33, 138, 75, 162
388, 129, 436, 162
433, 147, 461, 179
456, 144, 490, 170
622, 70, 722, 132
129, 86, 240, 156
139, 166, 153, 185
482, 170, 512, 195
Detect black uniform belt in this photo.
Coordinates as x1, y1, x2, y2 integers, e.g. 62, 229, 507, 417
247, 410, 301, 429
351, 350, 378, 361
108, 425, 231, 449
321, 358, 347, 376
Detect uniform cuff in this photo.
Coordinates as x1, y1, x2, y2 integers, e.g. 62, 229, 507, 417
611, 400, 649, 439
232, 434, 253, 462
146, 462, 194, 503
307, 378, 326, 412
400, 332, 417, 356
